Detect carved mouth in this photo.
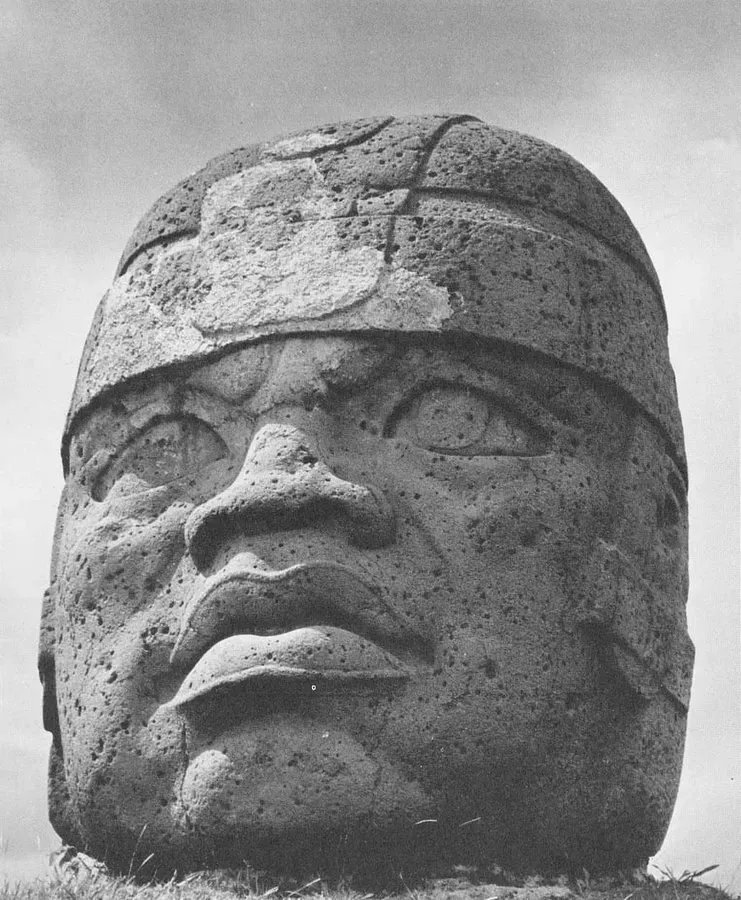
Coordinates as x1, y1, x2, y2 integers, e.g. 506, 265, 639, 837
167, 554, 430, 708
167, 626, 409, 707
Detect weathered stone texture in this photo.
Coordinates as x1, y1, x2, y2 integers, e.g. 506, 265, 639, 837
66, 116, 683, 472
41, 117, 691, 878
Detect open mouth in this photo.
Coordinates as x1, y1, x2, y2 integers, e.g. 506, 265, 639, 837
166, 555, 430, 708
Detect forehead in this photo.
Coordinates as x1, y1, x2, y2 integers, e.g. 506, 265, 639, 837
67, 335, 651, 476
76, 334, 622, 418
65, 334, 688, 515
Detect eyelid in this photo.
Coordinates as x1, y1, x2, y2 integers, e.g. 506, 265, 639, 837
383, 377, 554, 431
87, 412, 229, 502
119, 388, 240, 437
379, 363, 558, 429
384, 380, 551, 456
83, 398, 231, 467
77, 447, 116, 492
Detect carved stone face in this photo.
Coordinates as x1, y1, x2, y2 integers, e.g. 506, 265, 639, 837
45, 333, 690, 874
42, 114, 693, 876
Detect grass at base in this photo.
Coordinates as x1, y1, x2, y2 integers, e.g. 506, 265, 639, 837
0, 871, 737, 900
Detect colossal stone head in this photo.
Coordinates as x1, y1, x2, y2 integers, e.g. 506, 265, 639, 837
39, 116, 693, 878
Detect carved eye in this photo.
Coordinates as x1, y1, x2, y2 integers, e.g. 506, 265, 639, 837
92, 415, 228, 501
385, 385, 548, 457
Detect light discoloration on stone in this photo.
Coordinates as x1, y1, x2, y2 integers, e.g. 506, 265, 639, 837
66, 117, 683, 475
192, 162, 451, 336
41, 118, 692, 880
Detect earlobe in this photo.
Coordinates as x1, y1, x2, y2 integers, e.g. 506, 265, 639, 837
38, 587, 60, 741
47, 738, 80, 848
39, 586, 80, 846
568, 540, 693, 713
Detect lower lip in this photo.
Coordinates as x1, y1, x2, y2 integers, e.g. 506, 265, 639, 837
168, 626, 409, 707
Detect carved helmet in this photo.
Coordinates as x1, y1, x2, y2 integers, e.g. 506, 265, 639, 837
64, 115, 684, 475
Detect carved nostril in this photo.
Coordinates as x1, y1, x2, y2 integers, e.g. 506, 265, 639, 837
184, 423, 396, 569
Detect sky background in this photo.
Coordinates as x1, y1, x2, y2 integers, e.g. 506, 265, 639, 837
1, 0, 738, 890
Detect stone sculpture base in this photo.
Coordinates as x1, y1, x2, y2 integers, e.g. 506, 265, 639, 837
50, 846, 730, 900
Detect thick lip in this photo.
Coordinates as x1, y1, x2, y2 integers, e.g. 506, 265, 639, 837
167, 554, 431, 708
167, 626, 409, 707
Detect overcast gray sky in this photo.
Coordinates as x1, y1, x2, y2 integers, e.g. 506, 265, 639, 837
1, 0, 739, 889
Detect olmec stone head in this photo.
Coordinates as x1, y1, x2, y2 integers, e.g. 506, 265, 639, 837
40, 116, 693, 877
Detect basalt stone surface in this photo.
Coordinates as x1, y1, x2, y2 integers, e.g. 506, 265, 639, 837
65, 115, 683, 471
41, 117, 692, 878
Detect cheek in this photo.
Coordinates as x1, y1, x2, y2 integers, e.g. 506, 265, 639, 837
611, 462, 688, 599
55, 497, 192, 705
55, 662, 188, 833
416, 454, 614, 573
53, 493, 195, 795
56, 495, 191, 630
379, 454, 614, 690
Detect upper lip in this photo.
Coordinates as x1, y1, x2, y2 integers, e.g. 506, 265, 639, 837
167, 553, 431, 706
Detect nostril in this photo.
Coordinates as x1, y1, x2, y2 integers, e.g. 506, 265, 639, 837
184, 504, 224, 571
184, 423, 397, 569
298, 447, 318, 466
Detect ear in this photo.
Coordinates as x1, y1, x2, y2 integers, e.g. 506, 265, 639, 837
566, 539, 693, 713
39, 586, 82, 846
38, 587, 61, 741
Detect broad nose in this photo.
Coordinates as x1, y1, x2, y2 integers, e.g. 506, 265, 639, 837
184, 422, 396, 569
